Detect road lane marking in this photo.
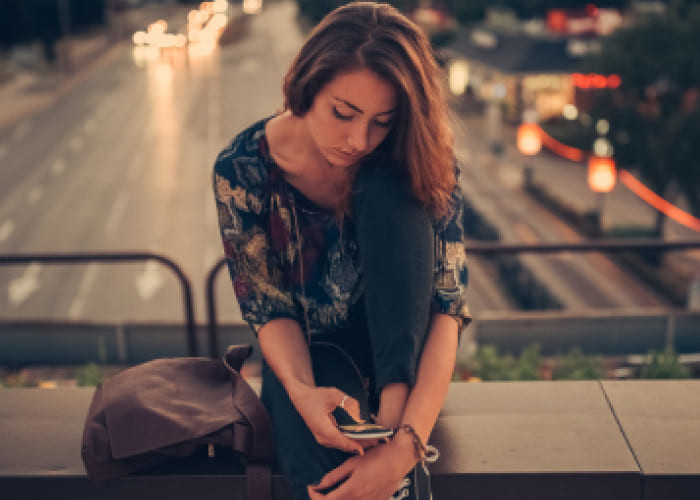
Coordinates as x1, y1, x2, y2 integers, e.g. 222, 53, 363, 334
105, 191, 129, 237
67, 264, 100, 319
135, 261, 164, 301
50, 158, 66, 176
0, 143, 8, 160
8, 263, 41, 307
0, 220, 14, 243
70, 136, 84, 152
27, 186, 44, 205
11, 120, 32, 142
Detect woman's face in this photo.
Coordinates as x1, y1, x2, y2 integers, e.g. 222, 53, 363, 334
304, 68, 398, 168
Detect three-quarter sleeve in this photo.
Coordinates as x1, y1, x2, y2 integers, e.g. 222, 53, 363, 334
432, 178, 472, 331
213, 146, 301, 335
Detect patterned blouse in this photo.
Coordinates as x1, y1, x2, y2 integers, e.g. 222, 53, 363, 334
213, 116, 471, 338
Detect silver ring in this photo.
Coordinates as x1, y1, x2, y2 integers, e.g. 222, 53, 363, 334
339, 395, 349, 410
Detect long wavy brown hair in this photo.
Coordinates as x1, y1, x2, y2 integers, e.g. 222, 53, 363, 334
282, 1, 455, 220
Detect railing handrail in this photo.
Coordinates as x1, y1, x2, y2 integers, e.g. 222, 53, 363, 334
0, 252, 198, 356
205, 239, 700, 358
463, 239, 700, 255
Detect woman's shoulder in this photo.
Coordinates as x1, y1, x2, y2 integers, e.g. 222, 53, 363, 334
213, 115, 276, 192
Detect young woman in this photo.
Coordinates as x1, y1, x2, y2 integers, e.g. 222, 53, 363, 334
213, 2, 471, 499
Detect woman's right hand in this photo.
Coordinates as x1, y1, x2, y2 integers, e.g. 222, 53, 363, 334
290, 384, 366, 455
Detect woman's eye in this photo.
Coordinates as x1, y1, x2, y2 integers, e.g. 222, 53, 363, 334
333, 107, 352, 121
374, 120, 392, 129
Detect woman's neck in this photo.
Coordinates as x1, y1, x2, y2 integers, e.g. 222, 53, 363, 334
265, 111, 351, 211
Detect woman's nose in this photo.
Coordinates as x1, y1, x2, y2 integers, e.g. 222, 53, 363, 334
347, 122, 369, 152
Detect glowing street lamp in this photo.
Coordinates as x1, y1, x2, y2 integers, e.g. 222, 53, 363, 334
588, 156, 617, 193
517, 123, 542, 187
588, 155, 617, 230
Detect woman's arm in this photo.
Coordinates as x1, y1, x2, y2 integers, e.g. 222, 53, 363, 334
396, 312, 459, 446
309, 313, 459, 499
258, 318, 366, 455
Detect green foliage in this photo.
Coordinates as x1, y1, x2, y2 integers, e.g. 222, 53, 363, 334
640, 347, 692, 379
552, 347, 605, 380
76, 363, 104, 387
606, 225, 660, 238
0, 373, 33, 388
473, 344, 542, 381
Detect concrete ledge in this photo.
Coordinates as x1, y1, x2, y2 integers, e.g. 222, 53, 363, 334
1, 381, 699, 499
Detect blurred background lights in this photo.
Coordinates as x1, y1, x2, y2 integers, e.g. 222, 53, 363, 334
449, 60, 469, 96
243, 0, 263, 15
148, 20, 167, 36
596, 119, 610, 135
593, 137, 614, 157
562, 104, 578, 120
213, 0, 228, 13
132, 31, 147, 46
517, 123, 542, 156
588, 156, 617, 193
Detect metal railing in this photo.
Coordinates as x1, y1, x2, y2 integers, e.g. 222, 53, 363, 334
205, 239, 700, 357
0, 252, 198, 356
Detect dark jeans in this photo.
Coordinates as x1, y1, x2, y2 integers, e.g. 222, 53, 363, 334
260, 165, 435, 500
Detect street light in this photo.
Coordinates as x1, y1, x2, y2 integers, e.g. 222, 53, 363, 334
517, 122, 542, 188
587, 155, 617, 230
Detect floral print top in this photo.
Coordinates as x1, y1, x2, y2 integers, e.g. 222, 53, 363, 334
213, 116, 471, 338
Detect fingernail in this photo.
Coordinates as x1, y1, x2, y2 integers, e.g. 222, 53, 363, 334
311, 481, 320, 487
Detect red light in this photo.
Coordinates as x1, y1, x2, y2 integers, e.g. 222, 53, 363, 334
574, 73, 620, 89
588, 156, 617, 193
547, 9, 568, 33
591, 74, 607, 88
573, 73, 589, 89
586, 4, 599, 17
517, 123, 542, 156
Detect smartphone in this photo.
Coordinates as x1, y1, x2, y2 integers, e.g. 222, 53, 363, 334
338, 423, 394, 439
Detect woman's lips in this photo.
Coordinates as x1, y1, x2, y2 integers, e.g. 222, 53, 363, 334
335, 148, 359, 160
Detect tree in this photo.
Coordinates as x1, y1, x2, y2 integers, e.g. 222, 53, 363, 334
582, 1, 700, 236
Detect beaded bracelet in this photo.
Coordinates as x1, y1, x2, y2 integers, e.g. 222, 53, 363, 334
395, 424, 439, 465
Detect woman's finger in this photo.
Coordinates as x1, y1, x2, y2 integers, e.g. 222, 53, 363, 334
328, 388, 362, 423
310, 457, 357, 492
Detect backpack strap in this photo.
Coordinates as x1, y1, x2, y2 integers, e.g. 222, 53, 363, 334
224, 345, 274, 500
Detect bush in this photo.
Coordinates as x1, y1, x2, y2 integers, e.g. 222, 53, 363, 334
552, 347, 605, 380
470, 344, 542, 381
640, 347, 692, 379
76, 363, 104, 387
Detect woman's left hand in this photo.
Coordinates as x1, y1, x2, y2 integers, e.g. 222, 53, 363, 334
308, 432, 416, 499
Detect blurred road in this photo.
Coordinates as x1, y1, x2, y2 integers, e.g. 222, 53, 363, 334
0, 1, 301, 323
0, 0, 680, 326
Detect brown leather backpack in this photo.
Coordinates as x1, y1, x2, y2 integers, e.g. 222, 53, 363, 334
81, 344, 272, 500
